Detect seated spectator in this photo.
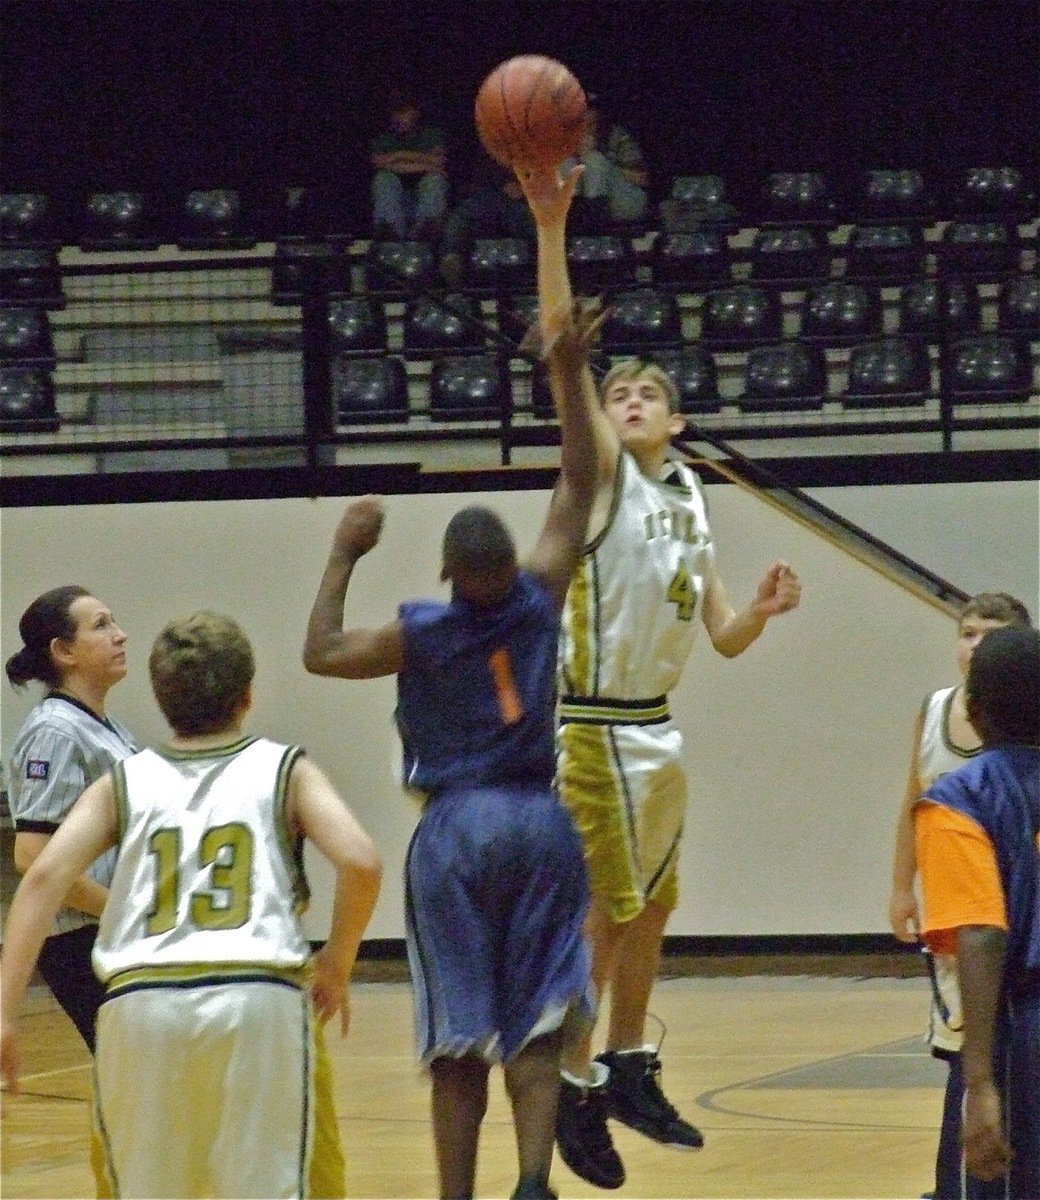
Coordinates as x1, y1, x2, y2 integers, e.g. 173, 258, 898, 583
438, 160, 534, 286
370, 87, 448, 241
564, 97, 649, 229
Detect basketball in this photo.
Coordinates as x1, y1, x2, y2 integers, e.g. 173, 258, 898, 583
474, 55, 588, 170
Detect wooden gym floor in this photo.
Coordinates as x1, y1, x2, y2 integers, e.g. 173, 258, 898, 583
2, 956, 949, 1199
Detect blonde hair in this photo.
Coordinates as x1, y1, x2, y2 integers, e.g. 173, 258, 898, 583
149, 611, 254, 736
600, 358, 680, 413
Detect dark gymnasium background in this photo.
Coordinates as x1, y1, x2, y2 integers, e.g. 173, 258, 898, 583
2, 0, 1037, 235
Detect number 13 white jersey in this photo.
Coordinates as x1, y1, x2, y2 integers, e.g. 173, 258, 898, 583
93, 736, 311, 989
560, 452, 715, 703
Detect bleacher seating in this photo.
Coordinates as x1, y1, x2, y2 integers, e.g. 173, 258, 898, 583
0, 171, 1034, 466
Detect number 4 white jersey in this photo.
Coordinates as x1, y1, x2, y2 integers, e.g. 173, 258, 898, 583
93, 737, 311, 991
560, 453, 715, 703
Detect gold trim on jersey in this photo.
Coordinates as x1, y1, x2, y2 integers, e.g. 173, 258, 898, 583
155, 735, 258, 760
585, 453, 626, 554
273, 745, 311, 915
559, 694, 671, 726
103, 960, 309, 999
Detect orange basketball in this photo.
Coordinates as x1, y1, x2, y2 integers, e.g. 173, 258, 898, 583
474, 55, 588, 170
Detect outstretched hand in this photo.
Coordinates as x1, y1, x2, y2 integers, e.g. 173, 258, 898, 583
331, 496, 385, 562
522, 296, 608, 367
513, 161, 584, 229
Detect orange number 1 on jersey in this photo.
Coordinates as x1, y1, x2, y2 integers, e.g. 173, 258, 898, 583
488, 646, 524, 725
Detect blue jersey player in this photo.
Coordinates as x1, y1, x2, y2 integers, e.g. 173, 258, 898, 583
915, 626, 1040, 1195
303, 300, 602, 1200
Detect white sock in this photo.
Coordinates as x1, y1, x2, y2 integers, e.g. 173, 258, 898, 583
562, 1060, 609, 1088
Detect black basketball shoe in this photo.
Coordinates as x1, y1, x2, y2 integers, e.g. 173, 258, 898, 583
597, 1048, 705, 1148
555, 1075, 625, 1189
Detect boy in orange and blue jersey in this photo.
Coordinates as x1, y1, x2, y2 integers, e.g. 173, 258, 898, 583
915, 626, 1040, 1197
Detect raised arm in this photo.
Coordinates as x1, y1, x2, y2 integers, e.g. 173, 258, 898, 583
1, 776, 117, 1093
288, 756, 383, 1036
302, 496, 404, 679
516, 162, 619, 488
525, 301, 602, 607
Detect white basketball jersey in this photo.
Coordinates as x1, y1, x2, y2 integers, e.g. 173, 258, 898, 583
560, 452, 715, 702
918, 686, 978, 787
93, 736, 311, 988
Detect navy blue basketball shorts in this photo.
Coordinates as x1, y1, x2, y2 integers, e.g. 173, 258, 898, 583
404, 782, 594, 1066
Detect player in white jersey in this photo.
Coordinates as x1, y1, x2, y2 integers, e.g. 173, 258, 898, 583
888, 591, 1032, 1200
1, 611, 382, 1199
519, 162, 802, 1190
5, 585, 136, 1051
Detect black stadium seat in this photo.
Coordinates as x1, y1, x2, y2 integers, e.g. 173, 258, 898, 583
844, 338, 932, 407
429, 354, 511, 419
945, 336, 1034, 402
403, 293, 485, 355
897, 280, 981, 340
0, 307, 56, 368
738, 342, 827, 410
600, 288, 682, 353
799, 282, 883, 346
650, 347, 721, 414
335, 356, 410, 425
700, 286, 782, 349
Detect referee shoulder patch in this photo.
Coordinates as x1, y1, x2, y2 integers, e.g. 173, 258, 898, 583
26, 759, 50, 780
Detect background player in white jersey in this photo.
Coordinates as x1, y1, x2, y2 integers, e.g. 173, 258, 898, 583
518, 162, 802, 1190
5, 584, 136, 1052
888, 591, 1031, 1200
1, 611, 382, 1200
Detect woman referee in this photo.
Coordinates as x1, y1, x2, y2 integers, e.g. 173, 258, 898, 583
6, 584, 136, 1051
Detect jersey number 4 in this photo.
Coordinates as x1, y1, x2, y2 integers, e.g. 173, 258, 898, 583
667, 562, 698, 622
145, 823, 254, 936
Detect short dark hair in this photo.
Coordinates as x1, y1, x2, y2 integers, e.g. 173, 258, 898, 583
149, 611, 254, 736
966, 626, 1040, 746
960, 592, 1032, 629
6, 585, 91, 689
442, 506, 516, 578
